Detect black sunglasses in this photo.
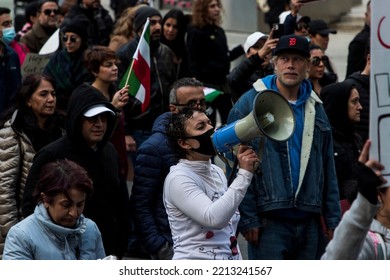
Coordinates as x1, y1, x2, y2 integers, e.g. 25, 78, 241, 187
62, 35, 79, 43
42, 9, 60, 16
174, 99, 207, 108
84, 114, 108, 124
310, 56, 329, 66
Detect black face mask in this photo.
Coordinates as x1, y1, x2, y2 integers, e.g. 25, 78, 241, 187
186, 128, 216, 156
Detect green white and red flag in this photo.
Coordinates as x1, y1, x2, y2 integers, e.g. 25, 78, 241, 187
120, 18, 151, 112
203, 87, 222, 102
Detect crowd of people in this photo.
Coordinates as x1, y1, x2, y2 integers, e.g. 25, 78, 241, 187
1, 0, 385, 261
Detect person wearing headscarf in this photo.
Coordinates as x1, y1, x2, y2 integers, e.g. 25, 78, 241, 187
322, 80, 364, 214
43, 16, 93, 115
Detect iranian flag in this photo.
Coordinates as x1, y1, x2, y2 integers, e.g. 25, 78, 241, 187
203, 87, 222, 102
120, 18, 151, 112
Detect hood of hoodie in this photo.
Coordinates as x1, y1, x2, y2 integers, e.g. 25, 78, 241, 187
321, 80, 356, 137
66, 83, 117, 151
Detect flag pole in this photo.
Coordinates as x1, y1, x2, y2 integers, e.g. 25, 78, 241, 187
124, 59, 135, 87
123, 17, 150, 88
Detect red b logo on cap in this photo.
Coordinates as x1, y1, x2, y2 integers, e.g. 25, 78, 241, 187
289, 38, 297, 46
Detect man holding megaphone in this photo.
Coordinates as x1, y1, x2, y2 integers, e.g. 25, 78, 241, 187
228, 34, 341, 260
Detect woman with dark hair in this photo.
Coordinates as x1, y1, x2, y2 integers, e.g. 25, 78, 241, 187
321, 79, 364, 214
160, 8, 189, 79
308, 45, 326, 96
187, 0, 244, 126
43, 16, 93, 115
3, 159, 106, 260
164, 108, 258, 259
0, 73, 65, 258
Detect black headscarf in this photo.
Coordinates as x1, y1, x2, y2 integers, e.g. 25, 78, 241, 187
321, 79, 357, 139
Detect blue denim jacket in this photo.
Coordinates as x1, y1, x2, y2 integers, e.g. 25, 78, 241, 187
227, 76, 341, 234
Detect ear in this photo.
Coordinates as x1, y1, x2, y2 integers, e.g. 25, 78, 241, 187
169, 104, 178, 113
41, 192, 49, 207
178, 139, 191, 150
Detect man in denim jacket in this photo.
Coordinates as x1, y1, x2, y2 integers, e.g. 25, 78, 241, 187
227, 35, 340, 259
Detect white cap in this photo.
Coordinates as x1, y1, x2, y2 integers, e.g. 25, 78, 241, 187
243, 32, 268, 53
83, 105, 115, 117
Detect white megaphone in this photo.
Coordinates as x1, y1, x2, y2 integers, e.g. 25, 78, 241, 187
212, 89, 296, 153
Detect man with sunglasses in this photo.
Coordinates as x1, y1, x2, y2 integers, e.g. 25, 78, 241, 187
21, 0, 60, 53
22, 84, 129, 259
129, 77, 206, 260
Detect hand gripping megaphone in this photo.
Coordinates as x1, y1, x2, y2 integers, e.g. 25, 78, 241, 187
212, 89, 296, 153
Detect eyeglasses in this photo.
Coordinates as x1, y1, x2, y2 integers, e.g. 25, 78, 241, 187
310, 56, 329, 66
174, 99, 207, 109
1, 20, 12, 28
42, 9, 60, 16
62, 35, 80, 43
84, 114, 108, 124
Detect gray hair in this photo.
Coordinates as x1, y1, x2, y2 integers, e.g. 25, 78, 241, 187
169, 77, 204, 104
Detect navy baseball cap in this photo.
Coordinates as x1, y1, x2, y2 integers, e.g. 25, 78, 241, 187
273, 35, 310, 58
309, 19, 337, 35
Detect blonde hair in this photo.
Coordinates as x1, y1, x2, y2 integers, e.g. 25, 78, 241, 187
191, 0, 223, 28
110, 4, 147, 41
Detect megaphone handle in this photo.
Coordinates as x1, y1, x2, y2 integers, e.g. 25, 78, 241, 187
255, 137, 266, 176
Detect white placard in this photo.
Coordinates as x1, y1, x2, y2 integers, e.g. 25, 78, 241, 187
370, 0, 390, 181
21, 53, 50, 78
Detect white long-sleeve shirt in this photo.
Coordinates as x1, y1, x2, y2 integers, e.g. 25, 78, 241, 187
163, 159, 253, 260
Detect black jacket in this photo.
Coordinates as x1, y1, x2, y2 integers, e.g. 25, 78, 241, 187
130, 112, 176, 255
346, 24, 370, 78
322, 80, 363, 203
22, 84, 128, 258
227, 54, 274, 102
187, 24, 244, 87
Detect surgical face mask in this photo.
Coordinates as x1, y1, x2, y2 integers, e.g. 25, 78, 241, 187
186, 127, 216, 157
1, 27, 15, 44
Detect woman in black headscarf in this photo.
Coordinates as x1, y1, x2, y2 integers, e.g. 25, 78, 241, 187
43, 17, 93, 115
321, 80, 363, 214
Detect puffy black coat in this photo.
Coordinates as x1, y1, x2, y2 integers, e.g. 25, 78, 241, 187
130, 112, 177, 255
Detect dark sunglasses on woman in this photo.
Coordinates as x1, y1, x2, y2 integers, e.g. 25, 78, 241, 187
310, 56, 329, 66
62, 35, 79, 43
